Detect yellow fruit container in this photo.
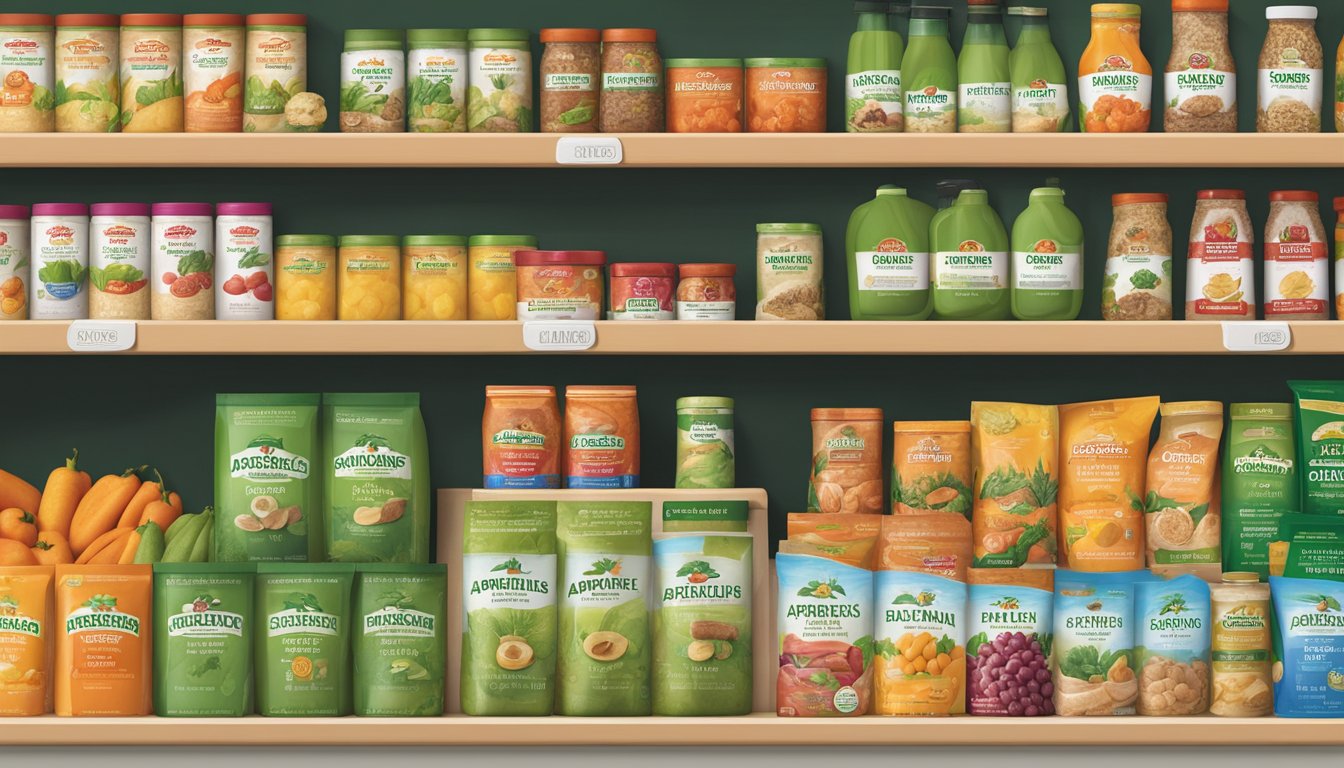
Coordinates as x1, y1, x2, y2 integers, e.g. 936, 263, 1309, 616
403, 235, 468, 320
467, 234, 537, 320
338, 235, 401, 321
275, 234, 337, 320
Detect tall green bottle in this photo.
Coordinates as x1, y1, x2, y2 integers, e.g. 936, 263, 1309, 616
931, 189, 1010, 320
846, 0, 905, 132
1007, 6, 1072, 132
846, 185, 936, 320
958, 0, 1012, 132
1011, 186, 1084, 320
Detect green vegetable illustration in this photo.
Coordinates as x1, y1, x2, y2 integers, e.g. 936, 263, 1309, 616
1130, 268, 1161, 290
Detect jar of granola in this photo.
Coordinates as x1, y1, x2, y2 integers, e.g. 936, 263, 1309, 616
676, 263, 737, 320
1165, 0, 1236, 132
275, 234, 336, 320
1257, 6, 1323, 133
1102, 193, 1173, 321
599, 28, 663, 132
1186, 190, 1254, 321
540, 28, 599, 132
1264, 190, 1328, 320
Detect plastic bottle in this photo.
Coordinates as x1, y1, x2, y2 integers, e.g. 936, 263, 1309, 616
936, 179, 981, 210
1007, 6, 1071, 132
902, 5, 957, 132
1078, 3, 1152, 132
958, 0, 1011, 132
1011, 187, 1084, 320
931, 189, 1009, 320
846, 1, 904, 133
846, 185, 935, 320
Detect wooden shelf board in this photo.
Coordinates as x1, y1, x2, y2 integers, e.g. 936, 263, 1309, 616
0, 714, 1337, 746
5, 320, 1342, 356
4, 132, 1340, 168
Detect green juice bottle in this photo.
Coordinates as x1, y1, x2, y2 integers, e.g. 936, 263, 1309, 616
846, 185, 936, 320
1011, 186, 1084, 320
1007, 6, 1071, 132
958, 0, 1012, 132
902, 5, 957, 132
846, 0, 905, 132
931, 189, 1010, 320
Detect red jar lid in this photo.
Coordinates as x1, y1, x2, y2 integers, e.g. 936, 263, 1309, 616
246, 14, 307, 26
1112, 193, 1168, 206
514, 250, 607, 267
611, 262, 676, 278
121, 13, 183, 27
1334, 197, 1344, 213
1197, 189, 1245, 200
1270, 190, 1318, 203
56, 14, 120, 27
183, 14, 244, 27
678, 263, 736, 278
603, 28, 656, 43
0, 14, 53, 26
540, 28, 599, 43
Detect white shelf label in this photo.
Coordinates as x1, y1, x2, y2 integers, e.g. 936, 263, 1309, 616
1221, 321, 1291, 352
555, 136, 623, 165
66, 319, 136, 352
523, 320, 597, 351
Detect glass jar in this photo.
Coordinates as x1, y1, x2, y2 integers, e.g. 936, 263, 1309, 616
1264, 190, 1328, 320
1102, 193, 1172, 321
676, 263, 736, 320
609, 262, 675, 320
403, 234, 467, 320
515, 249, 607, 320
675, 396, 735, 489
1257, 6, 1323, 133
276, 234, 336, 320
467, 234, 536, 320
1165, 0, 1237, 132
150, 202, 213, 320
407, 28, 468, 133
467, 28, 531, 132
540, 28, 599, 132
338, 235, 401, 320
599, 28, 663, 132
745, 58, 827, 132
1209, 573, 1273, 717
1186, 190, 1254, 321
757, 223, 824, 320
0, 204, 29, 319
340, 29, 406, 133
666, 58, 742, 133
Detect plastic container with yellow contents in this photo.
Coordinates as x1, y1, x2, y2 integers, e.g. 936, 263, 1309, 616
276, 234, 336, 320
468, 234, 536, 320
338, 235, 401, 321
403, 234, 467, 320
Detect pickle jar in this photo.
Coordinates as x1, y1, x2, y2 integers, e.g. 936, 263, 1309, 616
402, 234, 468, 320
338, 235, 401, 320
275, 234, 336, 320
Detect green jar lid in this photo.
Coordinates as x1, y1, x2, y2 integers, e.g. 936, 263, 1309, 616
469, 235, 538, 247
408, 28, 467, 47
277, 234, 336, 247
403, 235, 468, 247
744, 57, 827, 69
676, 396, 735, 410
468, 28, 528, 44
339, 235, 401, 247
756, 223, 823, 234
344, 29, 403, 49
665, 58, 743, 68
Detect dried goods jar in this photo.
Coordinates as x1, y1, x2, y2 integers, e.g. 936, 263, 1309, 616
338, 235, 401, 320
1165, 0, 1236, 132
0, 13, 54, 132
243, 13, 308, 132
1102, 193, 1172, 321
1264, 190, 1328, 320
468, 234, 536, 320
1186, 190, 1254, 321
467, 28, 531, 132
402, 235, 467, 320
1257, 6, 1323, 133
676, 263, 736, 320
89, 202, 151, 320
407, 28, 468, 133
54, 13, 120, 133
150, 202, 213, 320
340, 29, 406, 133
666, 58, 742, 132
215, 202, 274, 320
183, 13, 244, 133
745, 58, 827, 132
515, 249, 607, 320
599, 28, 663, 132
609, 262, 675, 320
540, 28, 599, 132
120, 14, 183, 133
30, 202, 89, 320
0, 205, 30, 319
276, 234, 336, 320
757, 223, 824, 320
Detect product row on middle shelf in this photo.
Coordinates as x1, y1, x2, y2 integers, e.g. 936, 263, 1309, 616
3, 3, 1343, 135
1, 183, 1342, 323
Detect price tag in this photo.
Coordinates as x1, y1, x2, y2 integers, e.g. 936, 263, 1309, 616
66, 319, 136, 352
555, 136, 623, 165
523, 320, 597, 351
1221, 321, 1291, 352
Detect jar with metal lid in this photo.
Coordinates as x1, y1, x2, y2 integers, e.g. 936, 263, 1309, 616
1165, 0, 1236, 132
609, 262, 675, 320
407, 29, 468, 132
540, 28, 599, 132
599, 28, 663, 132
675, 396, 735, 489
403, 234, 467, 320
1257, 5, 1323, 133
514, 249, 607, 320
276, 234, 336, 320
1186, 189, 1254, 321
338, 235, 401, 320
1103, 193, 1173, 321
666, 58, 742, 132
676, 263, 737, 320
1264, 190, 1327, 320
0, 204, 29, 319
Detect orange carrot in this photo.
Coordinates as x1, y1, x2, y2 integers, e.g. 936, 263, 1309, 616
136, 470, 183, 530
75, 527, 133, 565
0, 467, 41, 517
118, 479, 161, 529
117, 527, 143, 565
69, 467, 143, 557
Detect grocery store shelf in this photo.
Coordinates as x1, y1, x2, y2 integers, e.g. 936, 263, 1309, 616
5, 320, 1342, 356
5, 132, 1342, 168
0, 715, 1338, 746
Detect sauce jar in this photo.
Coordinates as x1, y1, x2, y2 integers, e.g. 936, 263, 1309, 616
514, 249, 607, 320
0, 204, 29, 319
1264, 190, 1328, 320
1335, 196, 1344, 319
215, 202, 273, 320
1186, 189, 1254, 321
540, 28, 600, 133
338, 235, 400, 320
403, 234, 467, 320
676, 263, 737, 320
745, 58, 827, 132
275, 234, 336, 320
468, 234, 536, 320
150, 202, 213, 321
666, 58, 743, 132
600, 28, 663, 132
610, 262, 675, 320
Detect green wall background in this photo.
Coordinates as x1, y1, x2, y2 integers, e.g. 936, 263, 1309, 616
5, 0, 1343, 551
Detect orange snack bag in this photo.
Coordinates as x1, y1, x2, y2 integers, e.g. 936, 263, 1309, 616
970, 402, 1060, 568
55, 565, 152, 716
875, 514, 973, 580
892, 421, 973, 516
783, 513, 882, 569
0, 566, 53, 716
482, 385, 562, 489
808, 408, 884, 514
1146, 401, 1223, 571
563, 385, 640, 488
1058, 396, 1159, 571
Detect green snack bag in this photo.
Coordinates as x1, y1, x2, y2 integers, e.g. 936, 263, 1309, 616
255, 563, 354, 716
556, 500, 652, 716
461, 501, 558, 716
153, 563, 256, 717
323, 393, 431, 563
353, 563, 447, 716
653, 534, 753, 716
1289, 381, 1344, 516
1223, 403, 1299, 577
214, 393, 322, 562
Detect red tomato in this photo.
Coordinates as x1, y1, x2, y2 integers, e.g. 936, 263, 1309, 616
222, 275, 247, 295
244, 271, 268, 290
162, 272, 178, 285
170, 276, 201, 298
191, 272, 213, 289
251, 281, 273, 302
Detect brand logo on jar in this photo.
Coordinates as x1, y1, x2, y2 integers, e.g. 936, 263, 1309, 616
46, 225, 74, 240
958, 240, 984, 253
164, 225, 197, 239
195, 38, 233, 51
876, 238, 907, 253
1188, 52, 1211, 70
1100, 55, 1132, 72
772, 70, 793, 79
133, 40, 171, 54
1030, 79, 1048, 89
62, 38, 107, 56
0, 232, 7, 247
103, 225, 136, 238
257, 37, 292, 53
534, 267, 572, 279
230, 225, 260, 237
3, 39, 38, 53
426, 55, 456, 67
359, 57, 386, 67
483, 52, 516, 65
696, 70, 717, 80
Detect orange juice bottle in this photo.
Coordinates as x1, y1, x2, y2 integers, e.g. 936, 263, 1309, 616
0, 566, 53, 716
1078, 3, 1152, 132
55, 565, 153, 716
